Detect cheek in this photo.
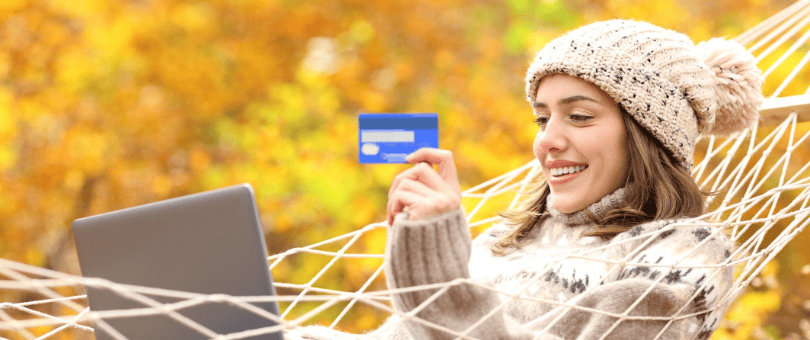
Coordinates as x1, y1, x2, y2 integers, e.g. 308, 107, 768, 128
598, 127, 629, 180
578, 125, 626, 170
532, 132, 543, 160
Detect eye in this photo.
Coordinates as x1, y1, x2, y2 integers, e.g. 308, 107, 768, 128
568, 112, 594, 124
533, 115, 549, 128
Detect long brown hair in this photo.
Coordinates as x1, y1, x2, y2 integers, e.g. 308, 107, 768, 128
491, 110, 708, 255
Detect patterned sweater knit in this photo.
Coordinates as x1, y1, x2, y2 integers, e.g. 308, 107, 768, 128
287, 189, 735, 340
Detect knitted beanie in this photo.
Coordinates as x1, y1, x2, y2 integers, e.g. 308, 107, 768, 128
525, 20, 764, 170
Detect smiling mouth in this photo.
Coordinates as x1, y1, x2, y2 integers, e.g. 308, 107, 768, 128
550, 165, 588, 177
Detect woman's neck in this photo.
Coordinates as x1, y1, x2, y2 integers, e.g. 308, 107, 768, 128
546, 188, 626, 225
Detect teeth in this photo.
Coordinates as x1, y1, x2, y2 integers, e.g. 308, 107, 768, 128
550, 165, 587, 177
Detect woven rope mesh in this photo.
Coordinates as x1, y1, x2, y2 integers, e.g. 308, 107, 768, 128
2, 1, 810, 339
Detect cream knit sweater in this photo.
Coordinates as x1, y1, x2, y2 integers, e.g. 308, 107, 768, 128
287, 189, 735, 340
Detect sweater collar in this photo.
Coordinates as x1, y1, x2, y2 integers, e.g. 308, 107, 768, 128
546, 188, 626, 225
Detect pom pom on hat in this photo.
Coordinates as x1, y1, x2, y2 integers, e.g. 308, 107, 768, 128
696, 38, 765, 135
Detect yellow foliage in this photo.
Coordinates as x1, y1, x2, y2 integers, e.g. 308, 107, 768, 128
0, 0, 803, 338
349, 19, 375, 44
0, 52, 10, 79
24, 246, 44, 266
189, 147, 212, 173
151, 173, 172, 197
604, 0, 688, 29
49, 0, 108, 19
63, 169, 84, 192
62, 128, 110, 174
0, 146, 16, 172
711, 261, 783, 340
0, 0, 26, 11
84, 17, 136, 62
352, 196, 378, 226
0, 88, 15, 143
726, 290, 781, 321
170, 2, 215, 33
359, 88, 386, 112
272, 256, 293, 282
355, 312, 381, 332
54, 47, 92, 92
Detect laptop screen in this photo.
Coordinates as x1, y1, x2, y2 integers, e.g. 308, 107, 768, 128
72, 184, 283, 340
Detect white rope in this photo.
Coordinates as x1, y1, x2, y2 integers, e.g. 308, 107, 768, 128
735, 0, 810, 45
750, 3, 810, 61
744, 0, 810, 53
2, 4, 810, 340
771, 49, 810, 98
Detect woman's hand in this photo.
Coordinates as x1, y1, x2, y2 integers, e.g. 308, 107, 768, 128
386, 148, 462, 225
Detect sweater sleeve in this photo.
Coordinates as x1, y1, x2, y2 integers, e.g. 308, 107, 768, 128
283, 208, 513, 340
385, 212, 735, 340
385, 209, 537, 340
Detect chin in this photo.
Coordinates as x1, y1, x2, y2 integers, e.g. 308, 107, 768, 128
553, 205, 580, 214
548, 194, 588, 214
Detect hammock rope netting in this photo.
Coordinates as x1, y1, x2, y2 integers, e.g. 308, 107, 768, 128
2, 1, 810, 339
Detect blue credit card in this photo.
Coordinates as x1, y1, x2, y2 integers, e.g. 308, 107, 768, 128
358, 113, 438, 163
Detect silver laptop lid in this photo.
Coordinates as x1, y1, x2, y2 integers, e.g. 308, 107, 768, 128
72, 184, 283, 340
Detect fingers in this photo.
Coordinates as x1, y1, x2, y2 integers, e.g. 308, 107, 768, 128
394, 177, 436, 197
386, 178, 434, 219
386, 148, 463, 226
387, 190, 422, 226
388, 162, 453, 199
386, 185, 459, 225
405, 148, 461, 194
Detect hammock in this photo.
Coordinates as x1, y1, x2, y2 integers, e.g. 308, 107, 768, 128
2, 1, 810, 339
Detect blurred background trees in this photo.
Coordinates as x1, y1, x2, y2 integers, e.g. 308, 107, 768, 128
1, 0, 808, 339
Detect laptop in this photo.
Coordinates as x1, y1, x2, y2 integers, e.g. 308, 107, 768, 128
72, 184, 284, 340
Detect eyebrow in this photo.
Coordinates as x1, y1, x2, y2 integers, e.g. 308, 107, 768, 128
532, 95, 600, 108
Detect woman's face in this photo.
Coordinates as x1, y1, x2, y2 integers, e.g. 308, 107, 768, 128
532, 74, 628, 214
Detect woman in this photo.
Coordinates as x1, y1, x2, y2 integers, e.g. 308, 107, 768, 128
287, 19, 763, 340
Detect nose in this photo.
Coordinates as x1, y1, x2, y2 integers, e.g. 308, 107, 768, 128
536, 116, 568, 154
